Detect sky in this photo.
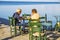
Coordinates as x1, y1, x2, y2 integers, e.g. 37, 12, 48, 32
0, 0, 60, 2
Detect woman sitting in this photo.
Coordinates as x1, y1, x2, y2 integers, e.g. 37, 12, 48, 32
31, 9, 40, 22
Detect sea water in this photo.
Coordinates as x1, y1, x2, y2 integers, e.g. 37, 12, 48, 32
0, 2, 60, 27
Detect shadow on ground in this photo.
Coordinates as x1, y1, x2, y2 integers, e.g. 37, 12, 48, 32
2, 34, 21, 40
2, 31, 60, 40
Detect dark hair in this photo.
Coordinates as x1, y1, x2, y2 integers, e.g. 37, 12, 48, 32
32, 9, 37, 13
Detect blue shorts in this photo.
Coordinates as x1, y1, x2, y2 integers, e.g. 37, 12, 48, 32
16, 22, 22, 26
16, 22, 25, 31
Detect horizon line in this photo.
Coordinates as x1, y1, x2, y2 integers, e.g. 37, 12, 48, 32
0, 1, 60, 5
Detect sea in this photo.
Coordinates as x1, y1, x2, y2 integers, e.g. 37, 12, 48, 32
0, 1, 60, 27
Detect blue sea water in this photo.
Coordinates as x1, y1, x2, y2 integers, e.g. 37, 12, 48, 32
0, 1, 60, 27
0, 1, 60, 5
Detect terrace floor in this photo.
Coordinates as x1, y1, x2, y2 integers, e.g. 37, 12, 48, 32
0, 24, 60, 40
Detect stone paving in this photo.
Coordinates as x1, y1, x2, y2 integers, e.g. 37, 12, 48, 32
0, 24, 60, 40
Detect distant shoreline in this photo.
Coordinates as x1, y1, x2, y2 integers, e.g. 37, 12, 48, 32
0, 1, 60, 5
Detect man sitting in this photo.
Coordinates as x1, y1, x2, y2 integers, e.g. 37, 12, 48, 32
13, 8, 22, 26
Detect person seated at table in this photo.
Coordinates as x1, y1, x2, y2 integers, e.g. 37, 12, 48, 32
13, 8, 22, 26
12, 8, 24, 32
31, 9, 40, 21
30, 9, 40, 36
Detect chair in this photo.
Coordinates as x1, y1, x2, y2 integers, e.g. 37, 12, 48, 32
29, 19, 47, 40
9, 17, 22, 36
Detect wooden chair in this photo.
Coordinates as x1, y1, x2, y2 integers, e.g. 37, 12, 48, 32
9, 17, 22, 36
